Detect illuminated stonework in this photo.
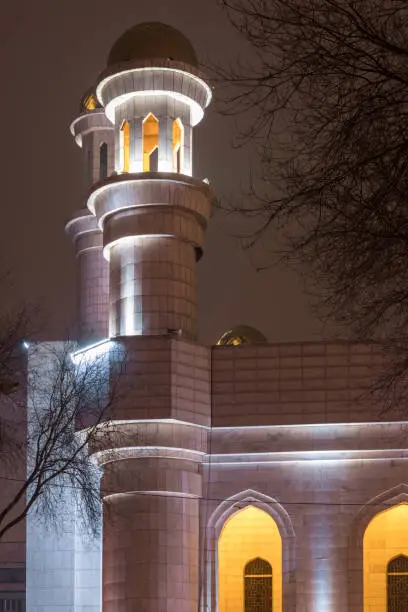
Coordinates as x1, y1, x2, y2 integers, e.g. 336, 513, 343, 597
218, 506, 282, 612
23, 18, 408, 612
364, 504, 408, 611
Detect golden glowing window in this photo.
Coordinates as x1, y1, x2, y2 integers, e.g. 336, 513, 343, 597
82, 92, 99, 111
172, 118, 184, 173
364, 504, 408, 611
387, 555, 408, 611
218, 506, 282, 612
143, 113, 159, 172
244, 558, 273, 612
120, 120, 130, 173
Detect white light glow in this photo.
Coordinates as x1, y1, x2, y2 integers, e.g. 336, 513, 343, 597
69, 114, 113, 147
70, 338, 113, 364
210, 448, 408, 459
106, 90, 204, 126
23, 341, 30, 350
107, 418, 209, 429
213, 420, 408, 430
103, 234, 175, 261
87, 175, 198, 217
204, 456, 408, 466
93, 445, 206, 465
96, 66, 212, 116
103, 490, 199, 500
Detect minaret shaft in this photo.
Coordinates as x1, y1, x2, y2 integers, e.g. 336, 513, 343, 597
67, 22, 213, 612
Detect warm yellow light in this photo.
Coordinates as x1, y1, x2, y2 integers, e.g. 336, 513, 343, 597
172, 118, 184, 173
83, 93, 98, 111
364, 503, 408, 610
120, 120, 130, 173
143, 113, 159, 172
218, 505, 282, 612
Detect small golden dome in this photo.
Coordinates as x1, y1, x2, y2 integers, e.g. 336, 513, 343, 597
216, 325, 268, 346
107, 22, 198, 67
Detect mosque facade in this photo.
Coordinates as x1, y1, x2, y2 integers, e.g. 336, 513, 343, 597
19, 22, 408, 612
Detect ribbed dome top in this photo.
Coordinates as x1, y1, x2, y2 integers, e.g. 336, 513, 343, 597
107, 22, 198, 67
216, 325, 268, 346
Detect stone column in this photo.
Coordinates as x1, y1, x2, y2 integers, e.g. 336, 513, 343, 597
88, 175, 212, 341
108, 235, 196, 338
65, 210, 109, 342
101, 452, 202, 612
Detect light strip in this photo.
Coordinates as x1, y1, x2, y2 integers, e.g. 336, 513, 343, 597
70, 338, 113, 364
103, 490, 199, 500
104, 90, 204, 126
206, 456, 408, 466
96, 65, 212, 108
102, 234, 176, 261
94, 445, 206, 462
106, 418, 209, 430
210, 448, 408, 458
213, 420, 408, 430
69, 110, 110, 136
87, 175, 200, 216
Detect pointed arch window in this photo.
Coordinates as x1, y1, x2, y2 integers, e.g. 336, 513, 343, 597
388, 555, 408, 611
143, 113, 159, 172
172, 118, 184, 173
120, 120, 130, 173
244, 558, 273, 612
99, 142, 108, 180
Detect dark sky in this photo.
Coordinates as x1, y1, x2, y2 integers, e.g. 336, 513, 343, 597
0, 0, 332, 345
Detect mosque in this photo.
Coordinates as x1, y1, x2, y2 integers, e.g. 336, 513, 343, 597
10, 20, 408, 612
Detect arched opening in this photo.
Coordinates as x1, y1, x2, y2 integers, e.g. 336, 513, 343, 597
120, 120, 130, 173
388, 555, 408, 611
99, 142, 108, 180
218, 505, 282, 612
364, 503, 408, 610
244, 558, 273, 612
143, 113, 159, 172
172, 118, 184, 173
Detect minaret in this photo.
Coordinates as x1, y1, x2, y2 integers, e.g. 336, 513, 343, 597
67, 22, 213, 612
66, 90, 114, 342
68, 22, 212, 343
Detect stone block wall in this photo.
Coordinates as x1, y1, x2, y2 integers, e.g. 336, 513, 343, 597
211, 342, 391, 426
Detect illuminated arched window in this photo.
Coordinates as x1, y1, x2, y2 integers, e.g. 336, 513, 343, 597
244, 558, 273, 612
172, 118, 184, 173
364, 504, 408, 611
100, 142, 108, 180
143, 113, 159, 172
218, 506, 281, 612
120, 120, 130, 173
388, 555, 408, 611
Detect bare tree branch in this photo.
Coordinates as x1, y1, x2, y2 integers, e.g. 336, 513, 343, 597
216, 0, 408, 359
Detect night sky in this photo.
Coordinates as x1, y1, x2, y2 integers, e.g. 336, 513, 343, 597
0, 0, 332, 345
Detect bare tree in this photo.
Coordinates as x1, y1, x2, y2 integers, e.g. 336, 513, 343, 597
217, 0, 408, 355
0, 331, 123, 541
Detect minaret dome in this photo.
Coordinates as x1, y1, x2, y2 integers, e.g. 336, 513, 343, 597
67, 21, 213, 341
107, 22, 199, 67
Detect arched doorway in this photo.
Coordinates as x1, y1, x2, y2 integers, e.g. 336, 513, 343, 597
218, 505, 282, 612
364, 503, 408, 610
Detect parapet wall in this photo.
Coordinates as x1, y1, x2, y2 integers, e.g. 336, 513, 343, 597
211, 341, 394, 427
